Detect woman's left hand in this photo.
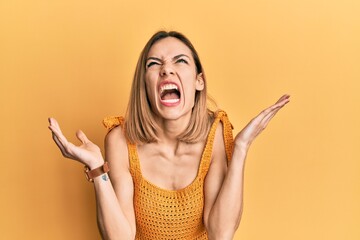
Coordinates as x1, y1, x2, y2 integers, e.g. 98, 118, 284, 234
234, 94, 290, 151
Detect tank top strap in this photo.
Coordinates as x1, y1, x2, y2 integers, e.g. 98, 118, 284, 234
199, 110, 234, 178
127, 142, 141, 178
217, 110, 234, 163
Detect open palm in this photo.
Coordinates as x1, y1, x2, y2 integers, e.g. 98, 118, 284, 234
48, 118, 104, 168
235, 94, 290, 150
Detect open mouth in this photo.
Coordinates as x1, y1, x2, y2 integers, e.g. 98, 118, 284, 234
159, 83, 181, 104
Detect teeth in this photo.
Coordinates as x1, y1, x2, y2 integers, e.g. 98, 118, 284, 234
162, 99, 180, 103
160, 83, 178, 94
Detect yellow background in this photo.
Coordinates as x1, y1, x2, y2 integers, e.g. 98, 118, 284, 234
1, 0, 359, 239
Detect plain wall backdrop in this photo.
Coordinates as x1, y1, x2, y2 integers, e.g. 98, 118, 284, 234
0, 0, 359, 239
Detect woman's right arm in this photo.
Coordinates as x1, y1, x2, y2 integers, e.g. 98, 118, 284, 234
96, 126, 136, 239
48, 118, 136, 240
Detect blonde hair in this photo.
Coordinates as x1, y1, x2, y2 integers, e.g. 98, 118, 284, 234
125, 31, 217, 144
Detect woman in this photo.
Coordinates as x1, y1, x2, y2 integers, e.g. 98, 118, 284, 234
49, 31, 290, 240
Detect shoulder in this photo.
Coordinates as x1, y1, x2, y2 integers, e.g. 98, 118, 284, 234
103, 117, 129, 170
103, 116, 126, 150
103, 116, 124, 132
212, 109, 234, 162
105, 126, 127, 148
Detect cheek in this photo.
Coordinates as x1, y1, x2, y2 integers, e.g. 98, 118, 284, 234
145, 72, 156, 90
145, 71, 159, 85
183, 82, 198, 103
145, 82, 155, 99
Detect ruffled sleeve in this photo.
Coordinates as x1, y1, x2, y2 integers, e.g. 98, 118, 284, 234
102, 116, 124, 132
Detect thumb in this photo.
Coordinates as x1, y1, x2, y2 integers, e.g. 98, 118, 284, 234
76, 130, 89, 144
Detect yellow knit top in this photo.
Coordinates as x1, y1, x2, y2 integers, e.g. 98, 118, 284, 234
103, 110, 234, 240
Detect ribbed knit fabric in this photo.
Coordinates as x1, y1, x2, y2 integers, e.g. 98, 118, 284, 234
103, 110, 234, 240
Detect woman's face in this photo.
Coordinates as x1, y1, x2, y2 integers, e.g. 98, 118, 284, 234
145, 37, 204, 122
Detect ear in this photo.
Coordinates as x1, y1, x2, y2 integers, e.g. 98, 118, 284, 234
195, 73, 205, 91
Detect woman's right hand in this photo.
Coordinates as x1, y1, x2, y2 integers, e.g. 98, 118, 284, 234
48, 118, 104, 169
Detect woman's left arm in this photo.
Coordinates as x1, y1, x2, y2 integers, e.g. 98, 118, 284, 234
204, 94, 290, 240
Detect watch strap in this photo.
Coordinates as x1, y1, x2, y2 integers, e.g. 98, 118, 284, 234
84, 162, 110, 182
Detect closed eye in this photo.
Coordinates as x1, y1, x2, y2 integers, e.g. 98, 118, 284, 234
146, 61, 160, 68
176, 58, 188, 64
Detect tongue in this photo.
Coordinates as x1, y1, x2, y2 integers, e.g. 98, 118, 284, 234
162, 92, 179, 100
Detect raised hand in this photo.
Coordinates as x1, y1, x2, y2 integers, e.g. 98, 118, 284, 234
48, 118, 104, 169
235, 94, 290, 151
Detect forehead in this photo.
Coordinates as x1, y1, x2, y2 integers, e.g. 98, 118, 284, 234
147, 37, 193, 58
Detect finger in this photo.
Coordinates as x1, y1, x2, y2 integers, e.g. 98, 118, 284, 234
76, 130, 90, 144
48, 118, 74, 157
259, 104, 279, 119
260, 95, 290, 118
51, 130, 74, 158
260, 107, 281, 129
260, 97, 289, 128
48, 118, 65, 137
51, 132, 70, 157
49, 124, 69, 147
275, 94, 290, 104
275, 94, 290, 108
48, 117, 60, 130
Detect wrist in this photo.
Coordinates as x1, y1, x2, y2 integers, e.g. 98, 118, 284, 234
84, 162, 110, 182
234, 141, 250, 153
87, 159, 105, 170
232, 142, 250, 163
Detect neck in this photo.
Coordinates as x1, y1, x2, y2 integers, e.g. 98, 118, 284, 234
155, 114, 191, 144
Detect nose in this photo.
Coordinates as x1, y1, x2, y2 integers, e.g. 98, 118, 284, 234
160, 62, 174, 76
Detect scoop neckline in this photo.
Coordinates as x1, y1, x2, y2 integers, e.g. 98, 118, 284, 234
129, 112, 222, 193
132, 140, 209, 193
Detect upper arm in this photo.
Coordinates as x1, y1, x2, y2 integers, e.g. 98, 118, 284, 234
203, 122, 228, 228
105, 126, 136, 233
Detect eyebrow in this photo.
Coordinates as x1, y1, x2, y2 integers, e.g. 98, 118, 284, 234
146, 57, 161, 62
173, 54, 190, 60
146, 54, 191, 62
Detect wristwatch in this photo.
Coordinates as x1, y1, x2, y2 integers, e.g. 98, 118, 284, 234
84, 162, 110, 182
